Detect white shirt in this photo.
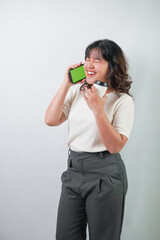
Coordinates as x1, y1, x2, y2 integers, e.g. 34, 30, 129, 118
63, 84, 134, 152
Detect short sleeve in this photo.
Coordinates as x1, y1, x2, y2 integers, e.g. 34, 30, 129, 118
62, 87, 73, 119
112, 96, 134, 139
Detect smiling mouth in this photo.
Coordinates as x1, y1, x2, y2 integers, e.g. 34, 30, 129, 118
87, 71, 96, 77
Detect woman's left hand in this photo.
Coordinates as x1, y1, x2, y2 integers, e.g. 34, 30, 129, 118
81, 85, 108, 115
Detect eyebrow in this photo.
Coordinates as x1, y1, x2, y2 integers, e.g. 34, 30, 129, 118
86, 56, 101, 60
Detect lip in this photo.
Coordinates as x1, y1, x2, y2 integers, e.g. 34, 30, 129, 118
86, 71, 97, 77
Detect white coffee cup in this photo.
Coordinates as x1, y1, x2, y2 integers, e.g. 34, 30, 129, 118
93, 81, 108, 97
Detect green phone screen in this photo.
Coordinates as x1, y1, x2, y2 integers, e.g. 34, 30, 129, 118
69, 64, 86, 83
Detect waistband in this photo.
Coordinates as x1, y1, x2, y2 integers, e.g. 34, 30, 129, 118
68, 148, 112, 159
67, 148, 122, 172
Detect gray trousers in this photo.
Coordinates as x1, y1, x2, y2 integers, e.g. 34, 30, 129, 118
56, 149, 128, 240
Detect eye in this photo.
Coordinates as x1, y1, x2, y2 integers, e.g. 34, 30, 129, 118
86, 58, 90, 61
95, 58, 100, 62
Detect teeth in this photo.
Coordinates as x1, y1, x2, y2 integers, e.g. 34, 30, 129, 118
88, 71, 96, 75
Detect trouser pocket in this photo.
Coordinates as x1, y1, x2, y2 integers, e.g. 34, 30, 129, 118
117, 162, 128, 195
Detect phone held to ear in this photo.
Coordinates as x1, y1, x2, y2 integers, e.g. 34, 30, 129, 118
69, 63, 108, 97
69, 64, 86, 84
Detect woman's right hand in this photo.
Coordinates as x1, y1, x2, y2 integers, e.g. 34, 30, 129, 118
64, 61, 86, 88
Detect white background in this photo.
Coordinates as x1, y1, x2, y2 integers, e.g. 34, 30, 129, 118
0, 0, 160, 239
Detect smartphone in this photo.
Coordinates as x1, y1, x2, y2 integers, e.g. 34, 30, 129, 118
69, 64, 86, 84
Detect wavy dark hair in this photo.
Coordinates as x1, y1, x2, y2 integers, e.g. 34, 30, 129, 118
85, 39, 133, 98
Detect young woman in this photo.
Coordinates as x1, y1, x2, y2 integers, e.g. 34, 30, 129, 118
45, 39, 134, 240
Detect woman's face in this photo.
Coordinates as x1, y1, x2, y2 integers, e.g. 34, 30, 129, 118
84, 48, 109, 84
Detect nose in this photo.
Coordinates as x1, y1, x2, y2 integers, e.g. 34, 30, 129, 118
87, 60, 94, 69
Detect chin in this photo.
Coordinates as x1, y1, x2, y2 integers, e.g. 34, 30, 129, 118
86, 78, 95, 84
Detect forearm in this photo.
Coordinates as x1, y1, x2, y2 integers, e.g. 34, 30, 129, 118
45, 81, 70, 125
94, 110, 124, 153
45, 61, 84, 126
